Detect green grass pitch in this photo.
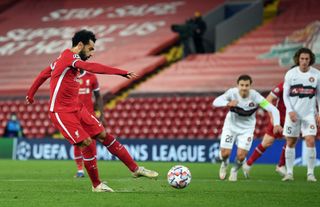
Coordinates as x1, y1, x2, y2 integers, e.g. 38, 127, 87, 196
0, 160, 319, 207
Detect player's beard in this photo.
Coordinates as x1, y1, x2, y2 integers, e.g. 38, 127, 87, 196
240, 89, 249, 98
79, 49, 89, 61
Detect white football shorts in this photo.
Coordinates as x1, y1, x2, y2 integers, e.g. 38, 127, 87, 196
283, 113, 317, 137
220, 127, 254, 151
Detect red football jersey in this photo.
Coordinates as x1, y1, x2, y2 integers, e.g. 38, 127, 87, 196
78, 71, 99, 114
270, 82, 286, 125
27, 49, 128, 113
49, 49, 82, 112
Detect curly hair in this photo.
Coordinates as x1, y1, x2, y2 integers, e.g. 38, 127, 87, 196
72, 30, 96, 47
293, 47, 315, 66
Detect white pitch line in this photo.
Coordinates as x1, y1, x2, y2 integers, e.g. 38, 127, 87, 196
0, 178, 286, 183
0, 179, 78, 182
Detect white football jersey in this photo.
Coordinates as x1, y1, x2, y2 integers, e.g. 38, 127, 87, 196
283, 66, 320, 117
217, 88, 265, 132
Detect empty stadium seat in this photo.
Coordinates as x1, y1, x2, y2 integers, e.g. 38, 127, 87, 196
0, 97, 282, 139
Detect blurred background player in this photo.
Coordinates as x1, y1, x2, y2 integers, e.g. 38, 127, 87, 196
282, 47, 319, 182
242, 82, 287, 178
26, 30, 158, 192
73, 69, 106, 178
4, 113, 23, 138
213, 74, 282, 181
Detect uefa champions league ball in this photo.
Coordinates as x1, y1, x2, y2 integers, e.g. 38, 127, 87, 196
167, 165, 191, 189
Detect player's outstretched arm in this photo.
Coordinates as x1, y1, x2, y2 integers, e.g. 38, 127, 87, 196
212, 89, 235, 107
213, 97, 237, 108
26, 66, 51, 104
266, 93, 277, 104
213, 96, 228, 107
260, 99, 282, 125
74, 61, 138, 79
265, 93, 278, 123
259, 99, 283, 134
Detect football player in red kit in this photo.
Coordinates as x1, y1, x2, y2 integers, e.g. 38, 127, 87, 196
242, 82, 287, 177
73, 70, 105, 178
26, 30, 158, 192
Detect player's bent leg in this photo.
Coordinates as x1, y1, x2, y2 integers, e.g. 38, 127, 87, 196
282, 137, 297, 181
95, 131, 158, 178
81, 138, 114, 192
246, 134, 274, 170
229, 149, 248, 181
261, 134, 275, 148
305, 135, 317, 182
236, 132, 253, 179
218, 129, 235, 180
74, 140, 97, 178
220, 148, 231, 160
81, 139, 100, 187
97, 132, 138, 172
218, 148, 231, 180
236, 149, 247, 164
50, 110, 112, 191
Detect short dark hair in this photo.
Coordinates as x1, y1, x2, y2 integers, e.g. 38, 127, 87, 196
293, 47, 315, 66
72, 30, 96, 47
237, 74, 252, 84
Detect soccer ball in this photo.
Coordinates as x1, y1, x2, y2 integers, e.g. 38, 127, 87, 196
167, 165, 191, 189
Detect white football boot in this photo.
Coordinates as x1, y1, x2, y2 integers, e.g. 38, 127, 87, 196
132, 166, 159, 178
275, 165, 286, 177
307, 174, 317, 182
242, 162, 251, 179
219, 162, 228, 180
282, 173, 294, 181
92, 182, 114, 192
228, 167, 238, 182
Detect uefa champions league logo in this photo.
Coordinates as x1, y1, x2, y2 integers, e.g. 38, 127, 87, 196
208, 143, 220, 163
16, 141, 31, 160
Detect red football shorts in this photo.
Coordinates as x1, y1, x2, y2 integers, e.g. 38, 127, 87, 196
265, 122, 284, 139
49, 105, 104, 145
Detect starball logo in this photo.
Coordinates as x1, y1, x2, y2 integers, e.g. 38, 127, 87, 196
16, 141, 31, 160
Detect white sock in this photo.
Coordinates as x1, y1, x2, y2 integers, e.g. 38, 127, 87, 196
233, 159, 245, 172
285, 147, 295, 175
219, 150, 224, 160
307, 147, 316, 175
219, 151, 229, 166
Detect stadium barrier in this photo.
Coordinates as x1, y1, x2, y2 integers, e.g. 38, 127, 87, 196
0, 138, 319, 166
203, 0, 263, 52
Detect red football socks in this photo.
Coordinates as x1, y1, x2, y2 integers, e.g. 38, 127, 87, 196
81, 145, 100, 188
278, 144, 286, 167
73, 145, 83, 171
247, 144, 266, 166
102, 133, 138, 172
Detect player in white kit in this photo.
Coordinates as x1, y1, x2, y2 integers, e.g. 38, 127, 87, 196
282, 48, 319, 182
213, 75, 282, 181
